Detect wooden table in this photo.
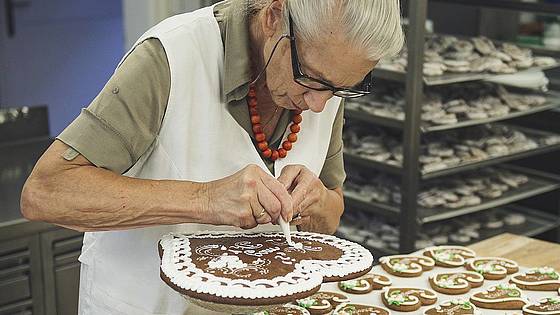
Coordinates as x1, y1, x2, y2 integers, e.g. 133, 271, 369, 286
469, 233, 560, 270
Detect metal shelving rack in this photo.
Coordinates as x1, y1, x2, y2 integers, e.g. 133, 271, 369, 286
343, 0, 560, 254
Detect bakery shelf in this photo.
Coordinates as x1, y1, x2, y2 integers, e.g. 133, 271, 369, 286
345, 93, 560, 133
343, 165, 560, 225
344, 107, 404, 130
344, 191, 400, 218
447, 205, 560, 247
374, 61, 560, 86
343, 152, 403, 176
420, 165, 560, 224
429, 0, 560, 15
345, 126, 560, 180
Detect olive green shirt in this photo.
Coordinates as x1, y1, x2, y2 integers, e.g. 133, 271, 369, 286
57, 0, 345, 189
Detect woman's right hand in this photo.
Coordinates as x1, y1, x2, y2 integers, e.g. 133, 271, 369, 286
204, 164, 293, 229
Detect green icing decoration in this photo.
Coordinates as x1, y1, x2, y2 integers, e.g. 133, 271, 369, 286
507, 290, 521, 297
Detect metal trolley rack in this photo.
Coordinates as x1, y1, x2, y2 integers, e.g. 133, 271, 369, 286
342, 0, 560, 254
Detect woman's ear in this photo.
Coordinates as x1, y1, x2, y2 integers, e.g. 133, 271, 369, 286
262, 0, 286, 38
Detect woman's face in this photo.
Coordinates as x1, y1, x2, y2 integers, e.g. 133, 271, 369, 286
263, 20, 376, 113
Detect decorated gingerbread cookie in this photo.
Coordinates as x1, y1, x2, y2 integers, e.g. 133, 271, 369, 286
424, 299, 479, 315
252, 304, 310, 315
429, 271, 484, 295
295, 292, 350, 315
470, 283, 527, 310
423, 246, 476, 268
465, 257, 519, 280
338, 273, 391, 294
382, 287, 438, 312
379, 255, 435, 277
332, 303, 391, 315
510, 266, 560, 291
158, 232, 373, 308
522, 297, 560, 315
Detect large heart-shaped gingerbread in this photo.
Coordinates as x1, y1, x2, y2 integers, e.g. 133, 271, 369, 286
158, 232, 373, 308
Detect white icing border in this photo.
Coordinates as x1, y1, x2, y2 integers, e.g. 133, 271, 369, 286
522, 297, 560, 315
159, 231, 373, 300
379, 255, 435, 274
470, 284, 528, 305
466, 257, 519, 275
383, 287, 438, 307
511, 268, 560, 287
424, 246, 476, 267
423, 299, 479, 315
430, 271, 484, 290
333, 303, 391, 315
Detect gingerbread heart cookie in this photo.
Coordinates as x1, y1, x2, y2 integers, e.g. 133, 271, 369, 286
159, 232, 373, 307
252, 304, 310, 315
379, 255, 435, 277
424, 299, 479, 315
382, 287, 438, 312
429, 271, 484, 295
470, 283, 527, 310
465, 257, 519, 280
523, 297, 560, 315
333, 303, 391, 315
424, 246, 476, 268
295, 291, 350, 315
510, 266, 560, 291
338, 273, 391, 294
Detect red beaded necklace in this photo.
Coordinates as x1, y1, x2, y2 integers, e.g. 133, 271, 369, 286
247, 85, 302, 161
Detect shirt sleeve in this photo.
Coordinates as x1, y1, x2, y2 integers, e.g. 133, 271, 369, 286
318, 99, 346, 189
56, 38, 171, 174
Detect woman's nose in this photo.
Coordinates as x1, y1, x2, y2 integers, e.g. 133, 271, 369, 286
303, 90, 333, 113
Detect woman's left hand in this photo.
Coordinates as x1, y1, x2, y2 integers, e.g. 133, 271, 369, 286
277, 165, 343, 234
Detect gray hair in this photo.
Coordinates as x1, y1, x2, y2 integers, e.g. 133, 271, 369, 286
248, 0, 404, 61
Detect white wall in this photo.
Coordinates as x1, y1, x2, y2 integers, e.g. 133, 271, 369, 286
122, 0, 207, 50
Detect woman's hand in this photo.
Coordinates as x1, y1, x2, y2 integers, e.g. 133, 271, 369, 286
204, 164, 293, 229
277, 165, 344, 234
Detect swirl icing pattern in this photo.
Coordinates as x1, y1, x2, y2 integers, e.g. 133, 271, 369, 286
338, 272, 391, 294
465, 257, 519, 280
382, 287, 438, 312
379, 255, 435, 277
470, 283, 527, 310
423, 246, 476, 267
158, 232, 373, 306
424, 299, 479, 315
333, 303, 391, 315
429, 271, 484, 295
522, 297, 560, 315
511, 266, 560, 291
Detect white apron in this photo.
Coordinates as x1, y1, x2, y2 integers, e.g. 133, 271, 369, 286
77, 5, 341, 315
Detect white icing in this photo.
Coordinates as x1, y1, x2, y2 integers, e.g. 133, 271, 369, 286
522, 297, 560, 315
333, 303, 390, 315
383, 288, 437, 306
470, 284, 527, 305
159, 232, 373, 300
467, 257, 518, 275
380, 255, 435, 274
425, 246, 476, 267
511, 267, 560, 287
339, 279, 372, 292
423, 299, 477, 315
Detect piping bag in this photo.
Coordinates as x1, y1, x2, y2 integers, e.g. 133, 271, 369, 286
278, 216, 302, 248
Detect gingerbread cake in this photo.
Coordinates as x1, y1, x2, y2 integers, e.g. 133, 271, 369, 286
158, 232, 373, 309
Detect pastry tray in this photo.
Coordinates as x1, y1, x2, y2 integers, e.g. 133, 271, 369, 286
343, 164, 560, 224
319, 250, 559, 315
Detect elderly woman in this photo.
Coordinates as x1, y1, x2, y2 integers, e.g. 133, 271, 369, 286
21, 0, 403, 314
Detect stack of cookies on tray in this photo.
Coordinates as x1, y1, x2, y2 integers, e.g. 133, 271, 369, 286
159, 233, 560, 315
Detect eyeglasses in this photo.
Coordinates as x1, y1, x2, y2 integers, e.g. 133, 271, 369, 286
288, 15, 373, 98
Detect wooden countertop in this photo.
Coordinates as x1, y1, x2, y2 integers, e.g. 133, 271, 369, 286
469, 233, 560, 270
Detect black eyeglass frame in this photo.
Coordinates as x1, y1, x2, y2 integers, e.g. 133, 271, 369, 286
288, 15, 374, 98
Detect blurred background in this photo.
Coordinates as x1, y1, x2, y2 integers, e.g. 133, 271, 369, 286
1, 1, 560, 314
